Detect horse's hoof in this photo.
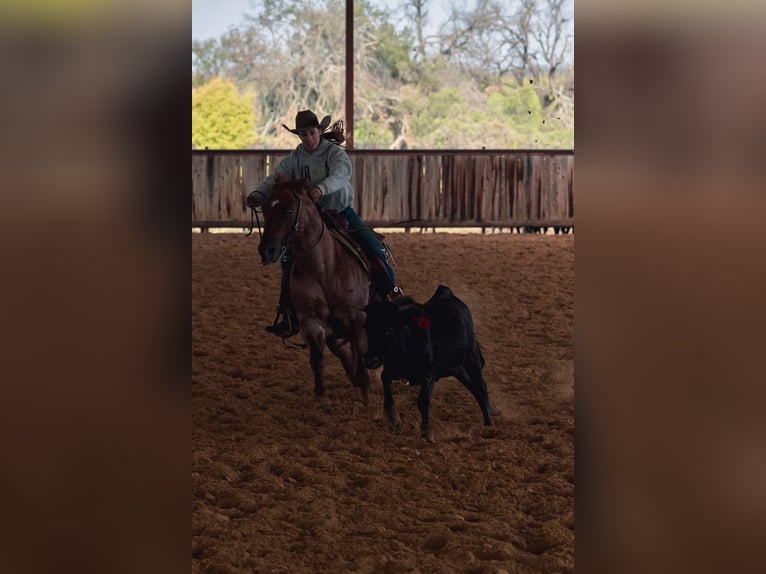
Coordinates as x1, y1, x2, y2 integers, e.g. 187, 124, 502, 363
392, 419, 402, 434
421, 427, 435, 443
315, 396, 331, 409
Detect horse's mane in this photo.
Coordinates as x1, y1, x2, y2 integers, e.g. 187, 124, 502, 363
272, 176, 309, 194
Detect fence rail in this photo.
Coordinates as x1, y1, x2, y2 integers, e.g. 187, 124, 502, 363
192, 150, 574, 230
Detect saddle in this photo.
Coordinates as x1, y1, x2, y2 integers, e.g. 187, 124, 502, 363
319, 210, 368, 272
319, 210, 395, 286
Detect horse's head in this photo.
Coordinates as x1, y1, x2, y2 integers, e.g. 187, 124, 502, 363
257, 177, 311, 264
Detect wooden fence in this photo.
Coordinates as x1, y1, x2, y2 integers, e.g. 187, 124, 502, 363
192, 150, 573, 230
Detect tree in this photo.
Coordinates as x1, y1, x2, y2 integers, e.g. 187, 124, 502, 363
190, 0, 573, 149
486, 82, 543, 146
390, 0, 431, 62
192, 78, 257, 149
192, 38, 226, 89
440, 0, 572, 90
204, 0, 420, 146
239, 0, 348, 140
533, 0, 572, 86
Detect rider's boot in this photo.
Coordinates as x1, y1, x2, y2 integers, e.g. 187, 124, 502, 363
265, 260, 300, 338
369, 257, 404, 302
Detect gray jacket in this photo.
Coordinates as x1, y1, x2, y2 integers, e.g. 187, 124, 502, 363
249, 139, 353, 212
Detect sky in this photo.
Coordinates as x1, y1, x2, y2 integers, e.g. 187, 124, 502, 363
192, 0, 450, 42
192, 0, 252, 41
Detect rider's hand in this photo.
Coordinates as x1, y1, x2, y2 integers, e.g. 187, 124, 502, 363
309, 186, 322, 201
246, 192, 264, 209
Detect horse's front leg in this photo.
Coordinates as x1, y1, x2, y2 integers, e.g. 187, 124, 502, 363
350, 314, 371, 405
326, 336, 370, 406
303, 319, 330, 408
381, 370, 401, 433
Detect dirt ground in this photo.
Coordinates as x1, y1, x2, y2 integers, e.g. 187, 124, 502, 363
192, 231, 574, 574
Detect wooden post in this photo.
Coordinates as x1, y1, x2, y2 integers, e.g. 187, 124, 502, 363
345, 0, 354, 149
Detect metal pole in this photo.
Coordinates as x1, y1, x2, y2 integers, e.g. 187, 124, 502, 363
345, 0, 354, 149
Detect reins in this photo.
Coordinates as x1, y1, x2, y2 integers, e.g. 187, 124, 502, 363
245, 206, 263, 239
287, 191, 326, 257
245, 189, 268, 239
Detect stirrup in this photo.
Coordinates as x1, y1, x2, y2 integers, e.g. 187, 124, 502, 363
387, 285, 404, 300
265, 305, 299, 338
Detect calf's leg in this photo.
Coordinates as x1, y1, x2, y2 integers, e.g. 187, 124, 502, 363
416, 380, 435, 442
381, 372, 401, 432
454, 364, 493, 426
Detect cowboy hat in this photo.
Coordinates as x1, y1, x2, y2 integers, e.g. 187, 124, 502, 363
282, 110, 332, 135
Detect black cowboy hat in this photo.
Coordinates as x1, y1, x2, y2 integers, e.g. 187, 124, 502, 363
282, 110, 332, 135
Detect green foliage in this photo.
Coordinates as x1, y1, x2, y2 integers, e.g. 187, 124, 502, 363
411, 57, 444, 92
192, 78, 257, 150
399, 88, 465, 141
373, 21, 414, 81
487, 83, 543, 135
354, 118, 393, 148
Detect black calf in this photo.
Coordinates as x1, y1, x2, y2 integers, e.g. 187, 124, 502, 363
363, 285, 493, 441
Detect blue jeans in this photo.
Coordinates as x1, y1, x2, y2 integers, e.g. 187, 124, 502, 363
340, 206, 396, 286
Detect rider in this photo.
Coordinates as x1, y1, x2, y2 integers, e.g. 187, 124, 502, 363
246, 109, 402, 338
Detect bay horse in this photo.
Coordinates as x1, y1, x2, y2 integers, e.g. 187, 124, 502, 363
256, 178, 373, 406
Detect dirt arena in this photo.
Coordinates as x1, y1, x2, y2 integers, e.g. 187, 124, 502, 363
192, 231, 574, 574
